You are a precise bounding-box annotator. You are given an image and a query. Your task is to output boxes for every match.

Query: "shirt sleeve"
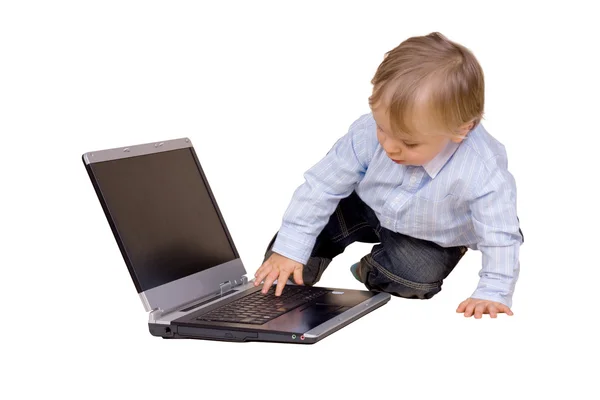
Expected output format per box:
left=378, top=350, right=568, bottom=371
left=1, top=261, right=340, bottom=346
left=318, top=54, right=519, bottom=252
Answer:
left=271, top=114, right=375, bottom=265
left=469, top=155, right=523, bottom=308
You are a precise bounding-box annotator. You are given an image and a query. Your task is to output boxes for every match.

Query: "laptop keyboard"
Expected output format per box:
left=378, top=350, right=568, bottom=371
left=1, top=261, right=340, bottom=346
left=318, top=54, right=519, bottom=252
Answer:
left=197, top=285, right=330, bottom=325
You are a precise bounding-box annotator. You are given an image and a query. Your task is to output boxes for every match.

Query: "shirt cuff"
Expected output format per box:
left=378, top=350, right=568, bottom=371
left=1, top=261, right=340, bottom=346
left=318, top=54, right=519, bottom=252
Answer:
left=271, top=228, right=317, bottom=265
left=470, top=287, right=513, bottom=308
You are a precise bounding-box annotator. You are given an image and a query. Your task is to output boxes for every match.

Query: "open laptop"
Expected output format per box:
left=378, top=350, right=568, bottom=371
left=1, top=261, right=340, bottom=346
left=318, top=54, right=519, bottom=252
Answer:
left=82, top=137, right=390, bottom=344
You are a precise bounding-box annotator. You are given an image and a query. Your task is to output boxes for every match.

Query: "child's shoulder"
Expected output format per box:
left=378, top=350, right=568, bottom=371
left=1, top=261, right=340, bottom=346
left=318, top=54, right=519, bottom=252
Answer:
left=459, top=123, right=509, bottom=171
left=347, top=112, right=379, bottom=147
left=349, top=112, right=377, bottom=132
left=451, top=124, right=517, bottom=198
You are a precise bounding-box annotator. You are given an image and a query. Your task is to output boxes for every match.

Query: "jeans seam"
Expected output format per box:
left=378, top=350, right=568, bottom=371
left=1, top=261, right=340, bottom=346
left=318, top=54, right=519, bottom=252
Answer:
left=375, top=224, right=382, bottom=239
left=331, top=222, right=371, bottom=242
left=366, top=249, right=441, bottom=291
left=335, top=207, right=348, bottom=237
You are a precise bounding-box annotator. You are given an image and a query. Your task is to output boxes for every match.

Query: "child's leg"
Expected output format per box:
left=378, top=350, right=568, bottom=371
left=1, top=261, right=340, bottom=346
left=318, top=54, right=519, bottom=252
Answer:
left=356, top=228, right=467, bottom=299
left=263, top=191, right=379, bottom=285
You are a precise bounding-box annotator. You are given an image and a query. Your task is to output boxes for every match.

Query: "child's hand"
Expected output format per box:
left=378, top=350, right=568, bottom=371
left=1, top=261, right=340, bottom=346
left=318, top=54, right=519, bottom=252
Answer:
left=456, top=298, right=513, bottom=318
left=254, top=252, right=304, bottom=296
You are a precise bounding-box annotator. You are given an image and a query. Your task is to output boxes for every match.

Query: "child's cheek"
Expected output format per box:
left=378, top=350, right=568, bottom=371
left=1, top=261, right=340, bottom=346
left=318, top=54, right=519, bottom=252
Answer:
left=411, top=151, right=429, bottom=166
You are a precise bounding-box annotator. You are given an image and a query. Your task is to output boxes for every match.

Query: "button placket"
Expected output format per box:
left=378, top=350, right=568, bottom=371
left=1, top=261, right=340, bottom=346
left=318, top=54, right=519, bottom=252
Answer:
left=409, top=169, right=422, bottom=186
left=390, top=168, right=425, bottom=230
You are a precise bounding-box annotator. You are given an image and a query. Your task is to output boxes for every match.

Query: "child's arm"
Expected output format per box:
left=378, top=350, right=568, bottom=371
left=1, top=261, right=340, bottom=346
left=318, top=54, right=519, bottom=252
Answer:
left=255, top=115, right=376, bottom=295
left=459, top=158, right=523, bottom=317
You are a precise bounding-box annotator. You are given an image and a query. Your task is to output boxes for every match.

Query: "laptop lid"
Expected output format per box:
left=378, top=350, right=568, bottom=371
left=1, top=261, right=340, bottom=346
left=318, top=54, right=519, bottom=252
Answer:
left=82, top=138, right=246, bottom=312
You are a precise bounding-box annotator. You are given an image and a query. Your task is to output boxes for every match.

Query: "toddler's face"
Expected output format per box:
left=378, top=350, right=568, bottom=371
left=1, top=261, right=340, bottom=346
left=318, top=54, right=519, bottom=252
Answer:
left=372, top=106, right=462, bottom=166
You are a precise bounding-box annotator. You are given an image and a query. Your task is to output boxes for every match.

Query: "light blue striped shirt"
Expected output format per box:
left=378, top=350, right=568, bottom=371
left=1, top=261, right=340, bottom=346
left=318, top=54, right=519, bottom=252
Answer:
left=272, top=113, right=522, bottom=307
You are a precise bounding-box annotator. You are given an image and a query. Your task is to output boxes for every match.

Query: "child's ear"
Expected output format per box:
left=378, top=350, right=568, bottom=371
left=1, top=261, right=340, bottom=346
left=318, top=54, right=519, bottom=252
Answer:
left=451, top=120, right=476, bottom=143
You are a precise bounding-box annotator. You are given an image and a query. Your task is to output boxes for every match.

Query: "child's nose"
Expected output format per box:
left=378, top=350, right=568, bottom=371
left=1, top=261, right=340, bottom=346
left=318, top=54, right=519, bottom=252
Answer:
left=378, top=133, right=401, bottom=155
left=383, top=142, right=401, bottom=155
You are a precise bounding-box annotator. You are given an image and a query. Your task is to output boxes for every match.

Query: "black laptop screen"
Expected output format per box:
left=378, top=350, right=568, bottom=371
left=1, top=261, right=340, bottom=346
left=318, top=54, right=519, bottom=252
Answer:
left=89, top=148, right=237, bottom=292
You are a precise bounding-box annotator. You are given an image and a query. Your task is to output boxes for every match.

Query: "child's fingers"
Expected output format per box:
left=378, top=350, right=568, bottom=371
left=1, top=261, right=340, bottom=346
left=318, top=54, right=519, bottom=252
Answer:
left=497, top=303, right=514, bottom=316
left=457, top=299, right=513, bottom=318
left=261, top=269, right=280, bottom=294
left=456, top=298, right=471, bottom=313
left=254, top=262, right=272, bottom=286
left=474, top=303, right=486, bottom=319
left=463, top=302, right=476, bottom=318
left=275, top=270, right=292, bottom=296
left=293, top=267, right=304, bottom=285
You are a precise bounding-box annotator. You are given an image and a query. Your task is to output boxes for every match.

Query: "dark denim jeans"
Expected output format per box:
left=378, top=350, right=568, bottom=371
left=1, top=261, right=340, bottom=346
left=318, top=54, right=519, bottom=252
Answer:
left=264, top=191, right=467, bottom=299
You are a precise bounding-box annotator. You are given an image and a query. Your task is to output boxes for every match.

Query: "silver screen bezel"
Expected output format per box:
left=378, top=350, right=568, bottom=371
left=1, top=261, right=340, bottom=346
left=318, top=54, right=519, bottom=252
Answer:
left=83, top=138, right=246, bottom=312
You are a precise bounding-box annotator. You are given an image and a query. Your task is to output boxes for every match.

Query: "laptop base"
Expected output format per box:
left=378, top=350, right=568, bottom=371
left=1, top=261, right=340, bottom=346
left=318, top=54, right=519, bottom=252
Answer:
left=149, top=288, right=391, bottom=344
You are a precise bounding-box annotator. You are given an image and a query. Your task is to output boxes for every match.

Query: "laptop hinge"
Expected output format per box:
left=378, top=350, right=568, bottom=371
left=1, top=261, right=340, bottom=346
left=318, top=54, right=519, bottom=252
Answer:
left=220, top=276, right=248, bottom=295
left=149, top=308, right=165, bottom=324
left=149, top=275, right=249, bottom=324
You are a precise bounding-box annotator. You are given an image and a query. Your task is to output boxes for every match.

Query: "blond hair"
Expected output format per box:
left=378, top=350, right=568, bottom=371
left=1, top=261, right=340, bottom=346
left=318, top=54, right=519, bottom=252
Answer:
left=369, top=32, right=484, bottom=138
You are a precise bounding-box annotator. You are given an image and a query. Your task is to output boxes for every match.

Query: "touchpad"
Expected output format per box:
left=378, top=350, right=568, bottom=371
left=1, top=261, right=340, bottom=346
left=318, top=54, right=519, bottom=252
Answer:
left=303, top=304, right=344, bottom=314
left=266, top=303, right=352, bottom=331
left=299, top=304, right=348, bottom=326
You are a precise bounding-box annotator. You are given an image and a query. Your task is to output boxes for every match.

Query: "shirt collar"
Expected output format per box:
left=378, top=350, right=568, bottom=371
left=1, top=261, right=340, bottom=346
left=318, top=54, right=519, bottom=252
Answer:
left=422, top=140, right=461, bottom=179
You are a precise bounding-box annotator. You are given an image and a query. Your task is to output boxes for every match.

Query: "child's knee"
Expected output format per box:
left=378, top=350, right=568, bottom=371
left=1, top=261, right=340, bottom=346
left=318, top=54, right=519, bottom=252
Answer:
left=360, top=257, right=445, bottom=299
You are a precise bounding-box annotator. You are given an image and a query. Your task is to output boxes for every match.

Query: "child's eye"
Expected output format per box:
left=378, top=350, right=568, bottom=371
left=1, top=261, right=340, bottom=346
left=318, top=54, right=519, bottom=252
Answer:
left=404, top=142, right=419, bottom=148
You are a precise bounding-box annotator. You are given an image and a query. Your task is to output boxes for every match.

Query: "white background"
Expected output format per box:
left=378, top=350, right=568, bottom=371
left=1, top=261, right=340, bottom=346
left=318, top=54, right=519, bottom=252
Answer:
left=1, top=1, right=599, bottom=399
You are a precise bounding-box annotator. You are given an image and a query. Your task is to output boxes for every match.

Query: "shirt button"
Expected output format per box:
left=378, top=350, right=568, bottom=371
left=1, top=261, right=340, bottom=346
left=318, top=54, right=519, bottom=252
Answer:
left=410, top=176, right=417, bottom=184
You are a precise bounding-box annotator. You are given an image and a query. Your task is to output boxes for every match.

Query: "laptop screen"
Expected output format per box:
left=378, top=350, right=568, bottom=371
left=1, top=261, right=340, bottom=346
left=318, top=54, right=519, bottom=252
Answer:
left=88, top=148, right=238, bottom=293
